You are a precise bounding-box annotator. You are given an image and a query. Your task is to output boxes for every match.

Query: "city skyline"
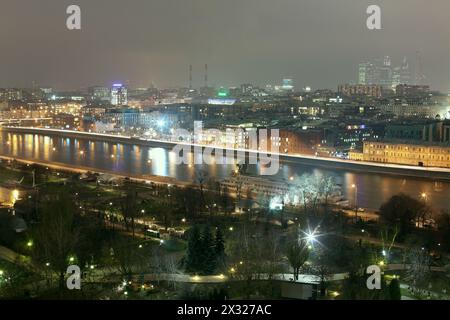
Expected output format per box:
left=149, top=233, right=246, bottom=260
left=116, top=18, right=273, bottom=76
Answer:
left=1, top=1, right=450, bottom=90
left=1, top=0, right=450, bottom=305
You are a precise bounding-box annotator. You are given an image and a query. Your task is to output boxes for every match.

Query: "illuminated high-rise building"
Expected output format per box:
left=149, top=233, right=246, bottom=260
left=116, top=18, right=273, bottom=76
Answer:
left=400, top=56, right=411, bottom=85
left=378, top=56, right=393, bottom=88
left=282, top=78, right=294, bottom=91
left=89, top=86, right=111, bottom=102
left=358, top=62, right=376, bottom=85
left=111, top=84, right=128, bottom=106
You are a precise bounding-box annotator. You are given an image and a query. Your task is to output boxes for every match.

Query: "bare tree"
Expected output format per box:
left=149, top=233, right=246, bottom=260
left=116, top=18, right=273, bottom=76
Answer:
left=33, top=190, right=79, bottom=293
left=406, top=247, right=431, bottom=292
left=286, top=227, right=309, bottom=280
left=196, top=169, right=209, bottom=206
left=120, top=184, right=139, bottom=237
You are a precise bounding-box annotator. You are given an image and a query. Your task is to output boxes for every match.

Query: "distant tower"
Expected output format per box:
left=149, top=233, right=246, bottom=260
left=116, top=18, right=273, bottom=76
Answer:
left=204, top=64, right=208, bottom=88
left=32, top=80, right=37, bottom=99
left=189, top=65, right=193, bottom=90
left=400, top=56, right=411, bottom=85
left=415, top=51, right=426, bottom=85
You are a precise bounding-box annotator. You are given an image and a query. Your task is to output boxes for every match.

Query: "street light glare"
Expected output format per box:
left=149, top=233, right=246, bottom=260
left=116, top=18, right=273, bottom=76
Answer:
left=157, top=119, right=166, bottom=128
left=306, top=233, right=316, bottom=243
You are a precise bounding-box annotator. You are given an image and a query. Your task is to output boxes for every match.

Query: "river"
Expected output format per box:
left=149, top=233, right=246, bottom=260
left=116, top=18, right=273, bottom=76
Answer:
left=0, top=131, right=449, bottom=212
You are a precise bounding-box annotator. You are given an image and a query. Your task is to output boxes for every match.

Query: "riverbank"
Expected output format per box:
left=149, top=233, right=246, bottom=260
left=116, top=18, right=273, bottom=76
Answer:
left=0, top=155, right=194, bottom=189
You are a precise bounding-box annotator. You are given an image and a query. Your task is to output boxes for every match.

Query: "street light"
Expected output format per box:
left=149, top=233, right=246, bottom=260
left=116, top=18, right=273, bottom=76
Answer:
left=306, top=232, right=316, bottom=244
left=421, top=192, right=428, bottom=203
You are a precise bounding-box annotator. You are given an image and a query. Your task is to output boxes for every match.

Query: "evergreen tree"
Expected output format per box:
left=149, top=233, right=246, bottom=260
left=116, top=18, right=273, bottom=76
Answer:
left=185, top=225, right=202, bottom=273
left=389, top=278, right=402, bottom=300
left=215, top=227, right=225, bottom=269
left=200, top=225, right=217, bottom=275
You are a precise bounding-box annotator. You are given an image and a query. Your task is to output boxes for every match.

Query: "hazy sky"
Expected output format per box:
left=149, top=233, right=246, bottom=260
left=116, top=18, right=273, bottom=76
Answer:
left=1, top=0, right=450, bottom=91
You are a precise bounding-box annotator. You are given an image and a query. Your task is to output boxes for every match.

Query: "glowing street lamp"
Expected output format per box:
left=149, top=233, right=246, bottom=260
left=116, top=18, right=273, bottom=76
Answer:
left=421, top=192, right=428, bottom=203
left=306, top=232, right=316, bottom=244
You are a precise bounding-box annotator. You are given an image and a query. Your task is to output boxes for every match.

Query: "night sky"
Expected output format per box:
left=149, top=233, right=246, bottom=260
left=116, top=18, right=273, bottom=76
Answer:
left=1, top=0, right=449, bottom=91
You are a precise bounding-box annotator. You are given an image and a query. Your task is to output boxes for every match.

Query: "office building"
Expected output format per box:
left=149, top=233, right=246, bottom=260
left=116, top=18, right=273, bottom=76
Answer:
left=111, top=84, right=128, bottom=106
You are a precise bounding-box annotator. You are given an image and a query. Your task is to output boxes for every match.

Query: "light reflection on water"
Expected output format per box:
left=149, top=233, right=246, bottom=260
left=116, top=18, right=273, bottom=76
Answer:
left=1, top=131, right=450, bottom=211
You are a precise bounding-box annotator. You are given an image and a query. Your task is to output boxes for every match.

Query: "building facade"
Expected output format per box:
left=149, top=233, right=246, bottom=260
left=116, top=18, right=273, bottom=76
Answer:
left=111, top=84, right=128, bottom=106
left=353, top=140, right=450, bottom=168
left=338, top=84, right=383, bottom=98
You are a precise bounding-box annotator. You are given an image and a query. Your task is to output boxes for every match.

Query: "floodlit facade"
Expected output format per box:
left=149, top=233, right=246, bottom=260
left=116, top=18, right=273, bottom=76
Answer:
left=355, top=140, right=450, bottom=168
left=111, top=84, right=128, bottom=106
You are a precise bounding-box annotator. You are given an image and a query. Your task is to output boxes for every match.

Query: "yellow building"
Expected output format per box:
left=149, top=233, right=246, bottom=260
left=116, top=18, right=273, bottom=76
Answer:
left=348, top=151, right=364, bottom=161
left=360, top=141, right=450, bottom=168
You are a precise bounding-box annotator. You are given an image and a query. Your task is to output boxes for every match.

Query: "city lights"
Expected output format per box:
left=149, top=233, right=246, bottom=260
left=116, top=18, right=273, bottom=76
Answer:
left=1, top=1, right=450, bottom=304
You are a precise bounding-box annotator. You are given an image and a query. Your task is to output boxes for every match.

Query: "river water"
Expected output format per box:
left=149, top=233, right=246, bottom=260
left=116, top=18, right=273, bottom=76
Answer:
left=0, top=131, right=449, bottom=212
